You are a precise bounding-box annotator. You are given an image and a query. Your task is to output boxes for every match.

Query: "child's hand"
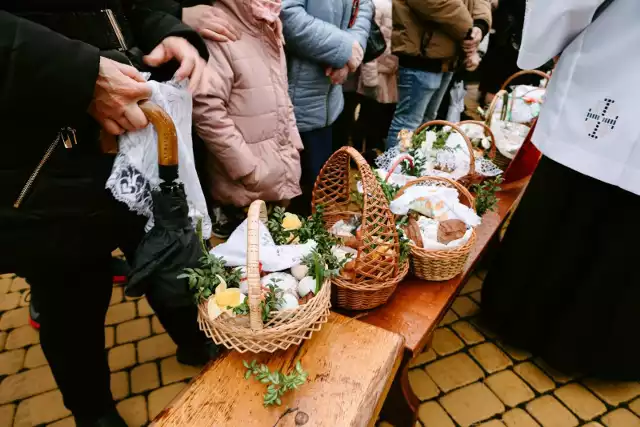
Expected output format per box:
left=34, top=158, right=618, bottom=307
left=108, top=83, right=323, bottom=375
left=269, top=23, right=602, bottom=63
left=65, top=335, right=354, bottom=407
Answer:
left=325, top=66, right=349, bottom=85
left=347, top=41, right=364, bottom=72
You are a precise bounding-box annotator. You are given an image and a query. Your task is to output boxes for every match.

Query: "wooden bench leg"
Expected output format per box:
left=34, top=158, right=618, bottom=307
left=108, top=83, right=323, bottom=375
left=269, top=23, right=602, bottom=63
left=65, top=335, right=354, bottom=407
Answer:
left=379, top=350, right=419, bottom=427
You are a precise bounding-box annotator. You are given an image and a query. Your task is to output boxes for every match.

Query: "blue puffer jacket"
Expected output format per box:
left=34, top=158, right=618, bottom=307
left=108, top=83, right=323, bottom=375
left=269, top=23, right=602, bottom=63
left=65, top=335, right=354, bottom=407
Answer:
left=282, top=0, right=373, bottom=133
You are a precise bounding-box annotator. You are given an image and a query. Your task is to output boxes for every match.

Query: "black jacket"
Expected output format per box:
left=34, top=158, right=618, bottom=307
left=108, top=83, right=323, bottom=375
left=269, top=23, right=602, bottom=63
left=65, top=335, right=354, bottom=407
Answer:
left=0, top=0, right=207, bottom=272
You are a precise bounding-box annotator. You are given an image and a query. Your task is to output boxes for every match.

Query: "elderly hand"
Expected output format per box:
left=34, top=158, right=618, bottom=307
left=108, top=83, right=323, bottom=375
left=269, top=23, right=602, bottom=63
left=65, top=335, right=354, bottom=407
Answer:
left=183, top=5, right=240, bottom=42
left=88, top=57, right=151, bottom=135
left=462, top=26, right=483, bottom=54
left=347, top=41, right=364, bottom=72
left=464, top=51, right=481, bottom=72
left=325, top=66, right=350, bottom=85
left=144, top=36, right=206, bottom=92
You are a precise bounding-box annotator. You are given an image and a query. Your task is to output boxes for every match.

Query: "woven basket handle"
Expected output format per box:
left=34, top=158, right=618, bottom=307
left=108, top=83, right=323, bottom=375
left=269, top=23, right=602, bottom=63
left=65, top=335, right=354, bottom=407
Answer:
left=500, top=69, right=551, bottom=91
left=394, top=175, right=476, bottom=212
left=385, top=155, right=414, bottom=182
left=457, top=120, right=497, bottom=160
left=246, top=200, right=268, bottom=332
left=414, top=120, right=476, bottom=177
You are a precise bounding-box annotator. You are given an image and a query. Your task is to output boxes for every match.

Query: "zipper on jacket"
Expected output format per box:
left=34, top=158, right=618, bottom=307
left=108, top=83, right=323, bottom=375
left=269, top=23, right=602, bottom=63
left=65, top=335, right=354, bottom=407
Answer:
left=103, top=9, right=128, bottom=52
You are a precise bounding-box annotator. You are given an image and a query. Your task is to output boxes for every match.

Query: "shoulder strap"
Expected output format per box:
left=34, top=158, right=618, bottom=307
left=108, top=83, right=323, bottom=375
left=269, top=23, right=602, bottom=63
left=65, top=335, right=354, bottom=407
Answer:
left=349, top=0, right=360, bottom=28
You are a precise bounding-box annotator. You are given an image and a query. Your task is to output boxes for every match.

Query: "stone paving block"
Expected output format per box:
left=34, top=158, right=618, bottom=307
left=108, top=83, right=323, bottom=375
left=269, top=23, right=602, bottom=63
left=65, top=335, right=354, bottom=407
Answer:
left=0, top=404, right=15, bottom=427
left=108, top=344, right=137, bottom=372
left=111, top=371, right=130, bottom=401
left=408, top=368, right=440, bottom=401
left=49, top=416, right=76, bottom=427
left=0, top=332, right=6, bottom=351
left=514, top=362, right=555, bottom=394
left=501, top=408, right=540, bottom=427
left=451, top=296, right=480, bottom=318
left=5, top=325, right=39, bottom=350
left=582, top=423, right=604, bottom=427
left=9, top=278, right=29, bottom=293
left=479, top=421, right=506, bottom=427
left=630, top=398, right=640, bottom=417
left=471, top=317, right=498, bottom=339
left=0, top=277, right=12, bottom=295
left=131, top=363, right=160, bottom=394
left=496, top=341, right=532, bottom=362
left=138, top=333, right=177, bottom=363
left=105, top=327, right=115, bottom=349
left=110, top=287, right=124, bottom=306
left=148, top=383, right=186, bottom=420
left=440, top=383, right=505, bottom=427
left=0, top=292, right=20, bottom=312
left=0, top=365, right=57, bottom=404
left=461, top=275, right=483, bottom=295
left=431, top=327, right=464, bottom=356
left=0, top=349, right=25, bottom=376
left=13, top=390, right=70, bottom=426
left=0, top=307, right=28, bottom=330
left=439, top=310, right=459, bottom=326
left=105, top=302, right=136, bottom=326
left=470, top=290, right=482, bottom=304
left=470, top=343, right=513, bottom=374
left=24, top=344, right=47, bottom=369
left=151, top=316, right=165, bottom=334
left=409, top=348, right=437, bottom=369
left=534, top=358, right=574, bottom=384
left=526, top=396, right=579, bottom=427
left=417, top=401, right=455, bottom=427
left=117, top=396, right=148, bottom=427
left=601, top=408, right=640, bottom=427
left=137, top=298, right=154, bottom=317
left=425, top=353, right=485, bottom=393
left=451, top=321, right=485, bottom=345
left=485, top=370, right=535, bottom=408
left=116, top=318, right=151, bottom=344
left=583, top=379, right=640, bottom=406
left=160, top=356, right=201, bottom=386
left=18, top=292, right=29, bottom=308
left=554, top=383, right=606, bottom=421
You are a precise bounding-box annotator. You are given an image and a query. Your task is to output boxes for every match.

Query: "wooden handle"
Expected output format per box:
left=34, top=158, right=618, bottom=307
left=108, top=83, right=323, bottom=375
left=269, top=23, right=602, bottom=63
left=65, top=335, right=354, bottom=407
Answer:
left=500, top=69, right=551, bottom=91
left=394, top=175, right=476, bottom=212
left=139, top=101, right=178, bottom=167
left=385, top=155, right=414, bottom=182
left=457, top=120, right=497, bottom=160
left=414, top=120, right=476, bottom=177
left=246, top=200, right=268, bottom=332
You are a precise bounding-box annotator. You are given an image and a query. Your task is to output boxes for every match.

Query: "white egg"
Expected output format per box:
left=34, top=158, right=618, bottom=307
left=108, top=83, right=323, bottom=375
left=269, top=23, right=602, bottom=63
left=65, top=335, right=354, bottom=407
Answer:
left=261, top=272, right=298, bottom=293
left=297, top=276, right=316, bottom=298
left=207, top=297, right=222, bottom=320
left=276, top=293, right=299, bottom=310
left=290, top=264, right=309, bottom=281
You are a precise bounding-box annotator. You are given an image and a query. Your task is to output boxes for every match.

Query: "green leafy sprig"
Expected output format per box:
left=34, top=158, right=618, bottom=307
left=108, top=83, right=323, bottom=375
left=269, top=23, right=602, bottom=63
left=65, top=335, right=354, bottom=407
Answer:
left=471, top=176, right=503, bottom=216
left=302, top=249, right=350, bottom=294
left=267, top=207, right=292, bottom=245
left=243, top=360, right=308, bottom=407
left=232, top=280, right=285, bottom=322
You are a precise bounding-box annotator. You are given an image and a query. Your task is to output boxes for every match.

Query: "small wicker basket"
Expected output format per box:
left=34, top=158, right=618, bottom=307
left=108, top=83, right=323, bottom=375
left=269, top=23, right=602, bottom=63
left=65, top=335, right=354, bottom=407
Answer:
left=395, top=176, right=477, bottom=281
left=198, top=200, right=331, bottom=353
left=313, top=147, right=402, bottom=310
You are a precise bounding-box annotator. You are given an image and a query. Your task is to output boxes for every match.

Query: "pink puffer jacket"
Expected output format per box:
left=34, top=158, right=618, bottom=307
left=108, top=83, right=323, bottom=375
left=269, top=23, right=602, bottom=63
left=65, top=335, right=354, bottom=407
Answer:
left=193, top=0, right=303, bottom=207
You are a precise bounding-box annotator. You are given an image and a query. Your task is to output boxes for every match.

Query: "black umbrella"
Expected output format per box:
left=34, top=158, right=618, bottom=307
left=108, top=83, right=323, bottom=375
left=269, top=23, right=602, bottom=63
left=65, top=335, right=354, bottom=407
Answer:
left=124, top=101, right=203, bottom=308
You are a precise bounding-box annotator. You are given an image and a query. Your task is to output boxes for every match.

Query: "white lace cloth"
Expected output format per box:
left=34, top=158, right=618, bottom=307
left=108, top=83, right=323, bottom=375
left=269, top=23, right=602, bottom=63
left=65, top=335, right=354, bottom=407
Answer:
left=106, top=78, right=212, bottom=237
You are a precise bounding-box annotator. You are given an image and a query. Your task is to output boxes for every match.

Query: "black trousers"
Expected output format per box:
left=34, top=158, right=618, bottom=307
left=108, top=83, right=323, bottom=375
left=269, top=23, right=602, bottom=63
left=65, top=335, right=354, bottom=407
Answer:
left=20, top=205, right=207, bottom=422
left=352, top=98, right=396, bottom=153
left=332, top=91, right=361, bottom=152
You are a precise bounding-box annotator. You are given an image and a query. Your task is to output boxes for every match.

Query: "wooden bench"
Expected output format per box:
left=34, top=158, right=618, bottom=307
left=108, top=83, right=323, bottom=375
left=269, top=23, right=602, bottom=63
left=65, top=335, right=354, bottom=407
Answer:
left=151, top=313, right=404, bottom=427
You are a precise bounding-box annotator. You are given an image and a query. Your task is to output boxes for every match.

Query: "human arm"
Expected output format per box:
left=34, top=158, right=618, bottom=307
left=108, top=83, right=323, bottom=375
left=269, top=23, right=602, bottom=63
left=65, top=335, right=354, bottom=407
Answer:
left=348, top=0, right=374, bottom=52
left=517, top=0, right=608, bottom=69
left=281, top=0, right=355, bottom=68
left=192, top=45, right=258, bottom=181
left=405, top=0, right=473, bottom=41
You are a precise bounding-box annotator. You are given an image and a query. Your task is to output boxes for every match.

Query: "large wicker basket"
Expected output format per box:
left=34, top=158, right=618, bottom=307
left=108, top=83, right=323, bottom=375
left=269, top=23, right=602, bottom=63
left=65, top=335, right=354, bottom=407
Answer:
left=486, top=70, right=551, bottom=169
left=396, top=176, right=477, bottom=281
left=198, top=200, right=331, bottom=353
left=313, top=147, right=402, bottom=310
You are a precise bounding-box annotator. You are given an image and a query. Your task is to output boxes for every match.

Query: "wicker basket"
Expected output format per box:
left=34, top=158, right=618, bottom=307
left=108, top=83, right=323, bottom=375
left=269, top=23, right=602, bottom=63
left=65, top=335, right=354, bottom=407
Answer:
left=395, top=176, right=477, bottom=281
left=198, top=200, right=331, bottom=353
left=486, top=70, right=551, bottom=169
left=313, top=147, right=402, bottom=310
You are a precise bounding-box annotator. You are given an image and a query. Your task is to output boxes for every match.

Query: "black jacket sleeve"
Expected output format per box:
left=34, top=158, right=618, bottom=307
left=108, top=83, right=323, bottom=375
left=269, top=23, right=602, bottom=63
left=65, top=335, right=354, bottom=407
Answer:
left=0, top=11, right=100, bottom=134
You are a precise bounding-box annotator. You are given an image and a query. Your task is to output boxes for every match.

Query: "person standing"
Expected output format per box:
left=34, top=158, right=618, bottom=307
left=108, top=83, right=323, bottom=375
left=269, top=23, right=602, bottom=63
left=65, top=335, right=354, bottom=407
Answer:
left=480, top=0, right=640, bottom=379
left=0, top=1, right=233, bottom=425
left=281, top=0, right=373, bottom=212
left=386, top=0, right=491, bottom=148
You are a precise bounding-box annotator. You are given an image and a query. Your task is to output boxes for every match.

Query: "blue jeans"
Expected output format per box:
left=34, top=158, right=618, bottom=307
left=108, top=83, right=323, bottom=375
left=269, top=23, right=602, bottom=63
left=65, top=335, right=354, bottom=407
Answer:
left=386, top=67, right=453, bottom=148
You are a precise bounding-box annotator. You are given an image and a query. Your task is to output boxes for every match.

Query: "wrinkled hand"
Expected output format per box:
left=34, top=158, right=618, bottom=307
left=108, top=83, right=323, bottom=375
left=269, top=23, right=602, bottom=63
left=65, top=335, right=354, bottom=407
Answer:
left=464, top=52, right=481, bottom=72
left=88, top=57, right=151, bottom=135
left=347, top=41, right=364, bottom=72
left=325, top=66, right=349, bottom=85
left=183, top=5, right=240, bottom=42
left=462, top=27, right=483, bottom=54
left=144, top=36, right=206, bottom=92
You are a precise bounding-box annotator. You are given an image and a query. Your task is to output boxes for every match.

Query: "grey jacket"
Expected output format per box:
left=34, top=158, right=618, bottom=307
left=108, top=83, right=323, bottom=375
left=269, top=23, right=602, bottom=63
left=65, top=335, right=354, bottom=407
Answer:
left=282, top=0, right=373, bottom=133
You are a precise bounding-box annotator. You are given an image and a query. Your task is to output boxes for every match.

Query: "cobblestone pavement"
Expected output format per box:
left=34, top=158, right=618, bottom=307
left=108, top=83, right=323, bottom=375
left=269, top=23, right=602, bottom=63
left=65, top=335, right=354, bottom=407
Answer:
left=1, top=270, right=640, bottom=426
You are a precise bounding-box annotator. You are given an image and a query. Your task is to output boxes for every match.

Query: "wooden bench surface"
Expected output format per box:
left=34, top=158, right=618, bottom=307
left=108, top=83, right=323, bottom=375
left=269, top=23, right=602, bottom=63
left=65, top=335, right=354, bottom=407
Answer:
left=358, top=184, right=526, bottom=356
left=151, top=313, right=404, bottom=427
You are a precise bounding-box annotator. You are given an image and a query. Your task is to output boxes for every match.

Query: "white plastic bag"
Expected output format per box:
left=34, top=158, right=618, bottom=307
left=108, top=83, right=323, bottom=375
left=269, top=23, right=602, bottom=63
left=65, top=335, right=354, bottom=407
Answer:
left=106, top=78, right=212, bottom=237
